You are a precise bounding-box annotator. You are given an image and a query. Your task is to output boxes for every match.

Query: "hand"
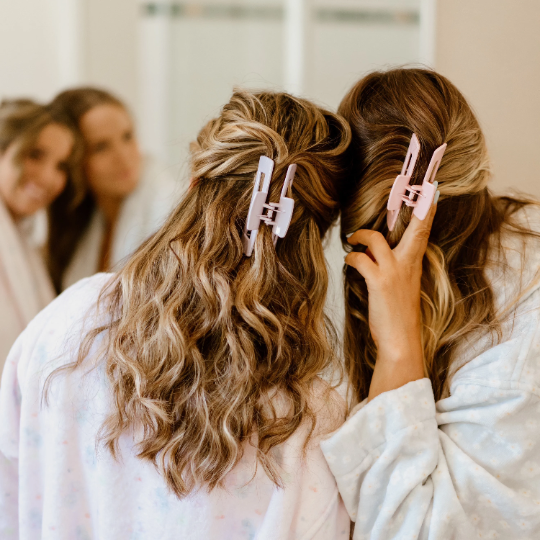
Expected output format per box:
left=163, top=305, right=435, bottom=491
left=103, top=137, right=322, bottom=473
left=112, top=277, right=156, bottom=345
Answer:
left=345, top=205, right=437, bottom=401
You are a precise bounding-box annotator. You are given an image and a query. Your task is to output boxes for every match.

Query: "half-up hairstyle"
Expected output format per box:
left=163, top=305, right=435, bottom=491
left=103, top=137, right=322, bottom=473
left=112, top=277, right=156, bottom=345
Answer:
left=48, top=90, right=351, bottom=497
left=339, top=67, right=539, bottom=402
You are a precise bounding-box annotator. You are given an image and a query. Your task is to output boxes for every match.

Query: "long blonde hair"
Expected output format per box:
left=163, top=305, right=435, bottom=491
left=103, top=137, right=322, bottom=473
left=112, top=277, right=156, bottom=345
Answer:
left=49, top=90, right=351, bottom=497
left=338, top=68, right=539, bottom=401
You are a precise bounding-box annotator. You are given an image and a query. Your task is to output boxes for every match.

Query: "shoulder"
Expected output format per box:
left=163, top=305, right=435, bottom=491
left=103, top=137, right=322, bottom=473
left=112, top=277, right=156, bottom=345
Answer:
left=449, top=204, right=540, bottom=392
left=308, top=378, right=348, bottom=440
left=264, top=377, right=347, bottom=447
left=490, top=203, right=540, bottom=283
left=36, top=272, right=114, bottom=330
left=12, top=273, right=115, bottom=386
left=484, top=202, right=540, bottom=315
left=513, top=201, right=540, bottom=230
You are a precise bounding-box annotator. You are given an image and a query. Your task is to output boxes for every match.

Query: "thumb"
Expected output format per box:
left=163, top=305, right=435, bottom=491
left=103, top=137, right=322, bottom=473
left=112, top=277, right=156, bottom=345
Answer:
left=394, top=202, right=437, bottom=262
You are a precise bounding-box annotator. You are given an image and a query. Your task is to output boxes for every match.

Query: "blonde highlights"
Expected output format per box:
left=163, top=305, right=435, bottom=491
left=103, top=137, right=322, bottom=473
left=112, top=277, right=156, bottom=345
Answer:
left=50, top=90, right=351, bottom=497
left=339, top=68, right=539, bottom=401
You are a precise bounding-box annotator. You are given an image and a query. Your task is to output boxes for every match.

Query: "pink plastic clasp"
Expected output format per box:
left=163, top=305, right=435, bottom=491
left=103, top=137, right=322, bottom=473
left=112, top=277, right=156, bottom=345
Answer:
left=387, top=134, right=446, bottom=231
left=242, top=156, right=297, bottom=256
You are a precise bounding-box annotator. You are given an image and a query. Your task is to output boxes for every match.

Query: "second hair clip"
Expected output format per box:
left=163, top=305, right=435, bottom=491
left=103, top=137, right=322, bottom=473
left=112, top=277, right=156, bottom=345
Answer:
left=387, top=134, right=446, bottom=231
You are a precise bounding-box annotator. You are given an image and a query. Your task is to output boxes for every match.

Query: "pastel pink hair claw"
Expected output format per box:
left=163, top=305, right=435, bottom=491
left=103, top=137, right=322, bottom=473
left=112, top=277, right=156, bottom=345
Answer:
left=242, top=156, right=297, bottom=257
left=387, top=133, right=446, bottom=231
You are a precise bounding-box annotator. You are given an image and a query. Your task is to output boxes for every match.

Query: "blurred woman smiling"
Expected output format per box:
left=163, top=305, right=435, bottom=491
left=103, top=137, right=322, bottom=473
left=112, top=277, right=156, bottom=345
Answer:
left=0, top=99, right=79, bottom=374
left=48, top=88, right=180, bottom=292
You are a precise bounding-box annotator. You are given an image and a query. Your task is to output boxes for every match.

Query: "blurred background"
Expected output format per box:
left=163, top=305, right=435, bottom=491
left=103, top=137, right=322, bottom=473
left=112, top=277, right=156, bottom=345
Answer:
left=1, top=0, right=539, bottom=324
left=2, top=0, right=538, bottom=195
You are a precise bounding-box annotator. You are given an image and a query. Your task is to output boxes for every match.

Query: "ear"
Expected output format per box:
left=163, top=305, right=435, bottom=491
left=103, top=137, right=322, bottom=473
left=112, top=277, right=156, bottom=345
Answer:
left=189, top=177, right=200, bottom=190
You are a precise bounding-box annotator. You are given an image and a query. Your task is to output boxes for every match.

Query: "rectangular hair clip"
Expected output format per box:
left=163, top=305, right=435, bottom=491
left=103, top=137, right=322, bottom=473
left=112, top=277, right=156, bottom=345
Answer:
left=387, top=133, right=446, bottom=231
left=242, top=156, right=297, bottom=256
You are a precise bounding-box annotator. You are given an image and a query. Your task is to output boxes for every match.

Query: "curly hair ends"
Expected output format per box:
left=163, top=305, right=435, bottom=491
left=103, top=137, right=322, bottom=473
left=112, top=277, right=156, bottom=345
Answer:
left=338, top=68, right=540, bottom=402
left=47, top=90, right=351, bottom=497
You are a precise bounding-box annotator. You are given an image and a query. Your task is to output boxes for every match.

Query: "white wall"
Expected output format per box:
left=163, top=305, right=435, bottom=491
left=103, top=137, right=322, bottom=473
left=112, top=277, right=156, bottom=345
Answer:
left=0, top=0, right=77, bottom=101
left=436, top=0, right=540, bottom=198
left=0, top=0, right=138, bottom=112
left=82, top=0, right=139, bottom=114
left=3, top=0, right=540, bottom=202
left=78, top=0, right=540, bottom=203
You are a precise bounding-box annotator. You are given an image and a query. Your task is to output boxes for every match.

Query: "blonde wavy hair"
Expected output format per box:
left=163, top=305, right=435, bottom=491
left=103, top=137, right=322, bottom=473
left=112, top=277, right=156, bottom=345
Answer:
left=49, top=90, right=351, bottom=497
left=338, top=68, right=539, bottom=401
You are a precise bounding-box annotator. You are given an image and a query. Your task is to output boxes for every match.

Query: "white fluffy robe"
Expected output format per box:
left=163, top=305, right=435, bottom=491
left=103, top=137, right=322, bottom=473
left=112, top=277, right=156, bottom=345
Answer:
left=0, top=273, right=350, bottom=540
left=0, top=200, right=54, bottom=374
left=321, top=206, right=540, bottom=539
left=62, top=158, right=183, bottom=290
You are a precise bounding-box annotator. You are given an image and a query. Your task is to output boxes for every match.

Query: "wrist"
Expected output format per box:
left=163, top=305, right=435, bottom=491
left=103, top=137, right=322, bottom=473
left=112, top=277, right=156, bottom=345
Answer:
left=368, top=342, right=425, bottom=402
left=376, top=339, right=423, bottom=365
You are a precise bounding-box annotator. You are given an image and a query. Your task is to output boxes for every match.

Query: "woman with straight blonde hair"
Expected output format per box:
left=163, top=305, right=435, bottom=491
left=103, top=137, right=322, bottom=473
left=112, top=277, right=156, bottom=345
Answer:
left=0, top=90, right=351, bottom=539
left=321, top=68, right=540, bottom=538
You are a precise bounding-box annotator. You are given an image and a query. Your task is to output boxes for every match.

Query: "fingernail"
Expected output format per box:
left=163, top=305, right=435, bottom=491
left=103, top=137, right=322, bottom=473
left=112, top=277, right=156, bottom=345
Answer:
left=346, top=232, right=354, bottom=238
left=433, top=190, right=440, bottom=206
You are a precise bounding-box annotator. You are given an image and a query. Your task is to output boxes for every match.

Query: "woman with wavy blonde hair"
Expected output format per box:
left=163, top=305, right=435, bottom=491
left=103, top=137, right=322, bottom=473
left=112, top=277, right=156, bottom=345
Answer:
left=0, top=90, right=351, bottom=539
left=320, top=68, right=540, bottom=538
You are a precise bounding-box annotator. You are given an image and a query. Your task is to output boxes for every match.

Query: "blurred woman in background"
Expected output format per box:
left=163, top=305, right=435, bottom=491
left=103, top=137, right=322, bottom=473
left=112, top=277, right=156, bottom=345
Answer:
left=48, top=87, right=180, bottom=292
left=0, top=99, right=79, bottom=374
left=0, top=90, right=351, bottom=539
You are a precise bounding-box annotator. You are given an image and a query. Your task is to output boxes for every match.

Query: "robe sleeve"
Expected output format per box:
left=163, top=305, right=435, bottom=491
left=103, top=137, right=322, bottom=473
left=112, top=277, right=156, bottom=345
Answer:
left=321, top=314, right=540, bottom=539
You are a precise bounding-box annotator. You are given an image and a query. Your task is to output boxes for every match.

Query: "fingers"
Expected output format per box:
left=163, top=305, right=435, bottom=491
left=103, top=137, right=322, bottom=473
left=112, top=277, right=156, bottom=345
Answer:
left=394, top=203, right=437, bottom=261
left=345, top=251, right=378, bottom=281
left=347, top=229, right=393, bottom=267
left=346, top=193, right=438, bottom=269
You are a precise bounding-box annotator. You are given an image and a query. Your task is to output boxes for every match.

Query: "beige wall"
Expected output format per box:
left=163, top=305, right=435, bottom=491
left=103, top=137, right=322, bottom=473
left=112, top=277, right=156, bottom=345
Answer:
left=436, top=0, right=540, bottom=197
left=82, top=0, right=139, bottom=114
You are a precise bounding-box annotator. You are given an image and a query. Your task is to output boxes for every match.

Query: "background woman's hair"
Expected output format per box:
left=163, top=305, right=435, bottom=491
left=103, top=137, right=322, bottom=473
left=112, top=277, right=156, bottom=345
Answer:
left=338, top=67, right=539, bottom=402
left=46, top=87, right=127, bottom=293
left=0, top=98, right=81, bottom=184
left=47, top=90, right=351, bottom=497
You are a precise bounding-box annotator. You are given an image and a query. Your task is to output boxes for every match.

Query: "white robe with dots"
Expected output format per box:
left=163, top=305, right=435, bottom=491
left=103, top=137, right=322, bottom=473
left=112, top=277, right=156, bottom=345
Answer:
left=0, top=273, right=349, bottom=540
left=321, top=206, right=540, bottom=539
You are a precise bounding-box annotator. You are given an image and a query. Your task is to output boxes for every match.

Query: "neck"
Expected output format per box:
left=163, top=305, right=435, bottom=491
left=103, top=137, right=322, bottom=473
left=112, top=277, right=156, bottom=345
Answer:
left=95, top=194, right=122, bottom=228
left=1, top=199, right=24, bottom=224
left=8, top=208, right=22, bottom=223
